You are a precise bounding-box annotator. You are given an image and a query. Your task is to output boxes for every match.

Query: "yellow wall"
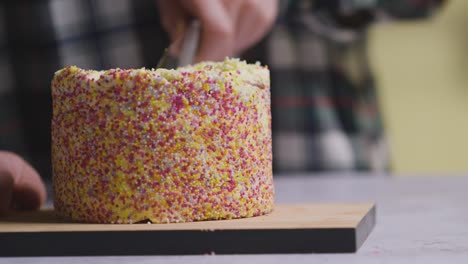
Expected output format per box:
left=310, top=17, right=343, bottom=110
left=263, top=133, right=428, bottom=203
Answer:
left=368, top=0, right=468, bottom=174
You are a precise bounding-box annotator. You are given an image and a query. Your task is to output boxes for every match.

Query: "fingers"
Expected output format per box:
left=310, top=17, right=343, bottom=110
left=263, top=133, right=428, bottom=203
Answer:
left=156, top=0, right=186, bottom=39
left=0, top=151, right=47, bottom=215
left=234, top=0, right=278, bottom=54
left=156, top=0, right=188, bottom=55
left=157, top=0, right=279, bottom=62
left=183, top=0, right=235, bottom=62
left=0, top=171, right=14, bottom=215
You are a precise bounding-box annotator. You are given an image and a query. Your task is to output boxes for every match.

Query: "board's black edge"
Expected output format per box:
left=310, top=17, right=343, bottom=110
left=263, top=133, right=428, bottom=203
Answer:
left=0, top=204, right=376, bottom=256
left=0, top=228, right=357, bottom=256
left=354, top=204, right=377, bottom=251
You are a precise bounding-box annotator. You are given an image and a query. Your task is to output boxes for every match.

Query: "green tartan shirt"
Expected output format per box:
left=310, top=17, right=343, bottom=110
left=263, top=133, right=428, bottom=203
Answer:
left=0, top=0, right=441, bottom=178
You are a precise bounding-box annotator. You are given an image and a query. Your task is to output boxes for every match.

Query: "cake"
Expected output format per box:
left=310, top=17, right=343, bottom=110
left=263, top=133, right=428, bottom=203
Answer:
left=51, top=58, right=274, bottom=224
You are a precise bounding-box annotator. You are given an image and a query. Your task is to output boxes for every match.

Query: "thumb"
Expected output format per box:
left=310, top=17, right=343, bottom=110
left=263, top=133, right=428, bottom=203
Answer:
left=156, top=0, right=188, bottom=55
left=180, top=0, right=235, bottom=62
left=0, top=151, right=46, bottom=215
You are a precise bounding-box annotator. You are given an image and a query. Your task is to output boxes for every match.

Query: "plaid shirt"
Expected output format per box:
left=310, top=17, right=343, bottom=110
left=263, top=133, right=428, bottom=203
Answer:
left=0, top=0, right=440, bottom=179
left=248, top=0, right=441, bottom=172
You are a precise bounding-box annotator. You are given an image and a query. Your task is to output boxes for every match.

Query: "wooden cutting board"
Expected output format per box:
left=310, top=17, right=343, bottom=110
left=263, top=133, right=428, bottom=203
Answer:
left=0, top=203, right=375, bottom=256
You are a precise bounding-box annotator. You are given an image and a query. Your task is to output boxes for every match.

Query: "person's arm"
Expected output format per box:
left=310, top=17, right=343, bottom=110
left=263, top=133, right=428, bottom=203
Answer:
left=0, top=151, right=46, bottom=215
left=156, top=0, right=278, bottom=62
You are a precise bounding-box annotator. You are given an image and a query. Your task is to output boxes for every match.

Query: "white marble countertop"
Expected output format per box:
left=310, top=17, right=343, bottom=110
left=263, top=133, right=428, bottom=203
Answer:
left=2, top=173, right=468, bottom=264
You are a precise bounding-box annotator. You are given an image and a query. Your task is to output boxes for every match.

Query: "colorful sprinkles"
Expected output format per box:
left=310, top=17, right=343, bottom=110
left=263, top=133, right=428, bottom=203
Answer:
left=51, top=58, right=274, bottom=224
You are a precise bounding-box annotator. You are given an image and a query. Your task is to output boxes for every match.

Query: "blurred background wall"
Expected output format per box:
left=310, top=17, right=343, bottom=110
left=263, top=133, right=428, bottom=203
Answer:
left=369, top=0, right=468, bottom=174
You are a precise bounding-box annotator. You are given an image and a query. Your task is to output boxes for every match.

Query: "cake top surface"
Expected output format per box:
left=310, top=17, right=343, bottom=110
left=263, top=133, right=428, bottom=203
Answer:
left=51, top=58, right=270, bottom=115
left=53, top=57, right=269, bottom=93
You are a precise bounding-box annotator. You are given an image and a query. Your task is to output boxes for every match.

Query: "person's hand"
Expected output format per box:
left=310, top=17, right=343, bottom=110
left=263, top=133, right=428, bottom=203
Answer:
left=157, top=0, right=278, bottom=62
left=0, top=151, right=46, bottom=215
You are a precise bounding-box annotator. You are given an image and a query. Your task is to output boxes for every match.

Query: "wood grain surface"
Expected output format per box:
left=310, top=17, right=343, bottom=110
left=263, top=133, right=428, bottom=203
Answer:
left=0, top=203, right=376, bottom=255
left=0, top=203, right=374, bottom=232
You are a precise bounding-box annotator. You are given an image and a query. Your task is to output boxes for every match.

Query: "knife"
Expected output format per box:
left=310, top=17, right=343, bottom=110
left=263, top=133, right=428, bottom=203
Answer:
left=157, top=20, right=201, bottom=69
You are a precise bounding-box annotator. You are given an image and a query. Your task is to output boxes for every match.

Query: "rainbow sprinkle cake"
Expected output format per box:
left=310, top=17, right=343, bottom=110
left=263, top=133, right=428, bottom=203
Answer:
left=51, top=58, right=274, bottom=224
